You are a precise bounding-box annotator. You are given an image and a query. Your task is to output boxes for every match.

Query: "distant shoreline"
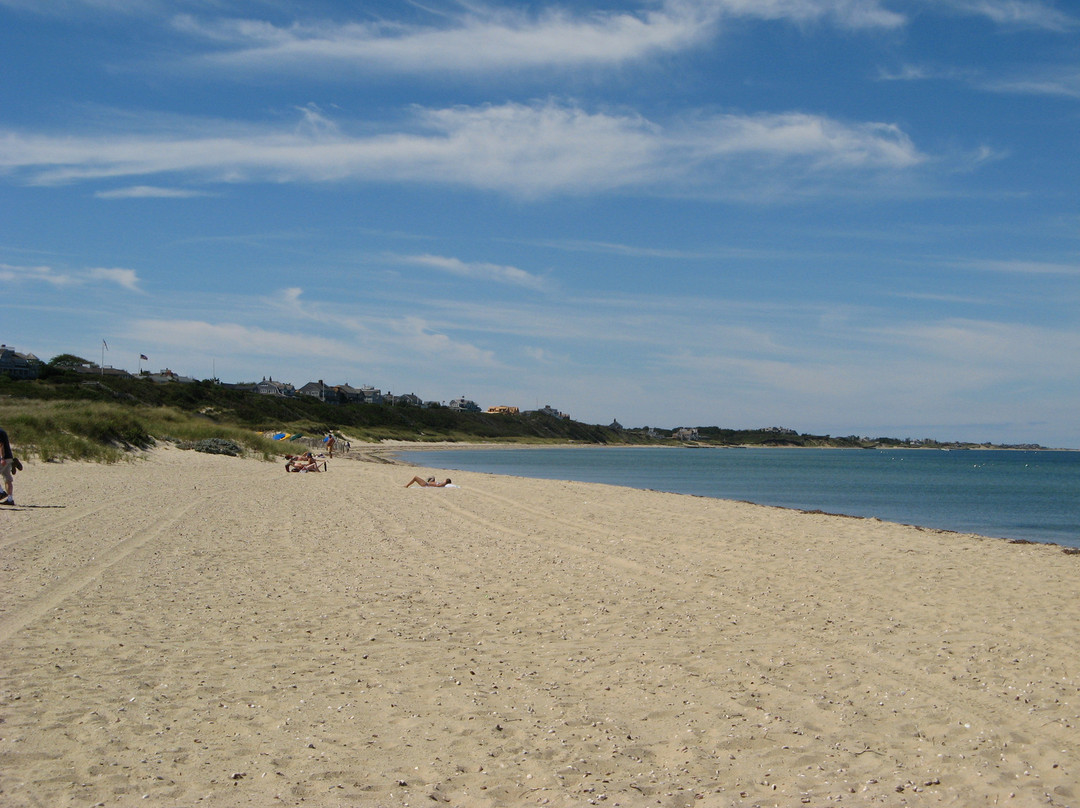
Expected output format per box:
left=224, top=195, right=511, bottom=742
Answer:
left=353, top=439, right=1074, bottom=462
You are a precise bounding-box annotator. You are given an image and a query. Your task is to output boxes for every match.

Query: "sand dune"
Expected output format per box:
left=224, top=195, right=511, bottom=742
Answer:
left=1, top=447, right=1077, bottom=807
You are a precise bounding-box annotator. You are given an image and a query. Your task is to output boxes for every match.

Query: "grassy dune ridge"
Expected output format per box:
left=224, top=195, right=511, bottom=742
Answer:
left=0, top=371, right=637, bottom=462
left=2, top=368, right=1016, bottom=463
left=0, top=398, right=286, bottom=462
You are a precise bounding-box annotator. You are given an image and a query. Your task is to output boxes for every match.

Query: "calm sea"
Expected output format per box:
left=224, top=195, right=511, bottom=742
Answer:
left=398, top=447, right=1080, bottom=548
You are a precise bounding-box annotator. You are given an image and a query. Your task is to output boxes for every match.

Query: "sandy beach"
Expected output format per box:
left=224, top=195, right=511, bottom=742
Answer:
left=1, top=446, right=1078, bottom=808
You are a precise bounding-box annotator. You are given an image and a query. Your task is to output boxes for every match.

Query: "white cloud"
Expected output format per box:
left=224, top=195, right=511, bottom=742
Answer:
left=524, top=346, right=562, bottom=364
left=955, top=258, right=1080, bottom=275
left=705, top=0, right=905, bottom=29
left=678, top=112, right=922, bottom=170
left=0, top=262, right=76, bottom=286
left=171, top=0, right=912, bottom=79
left=396, top=254, right=549, bottom=291
left=0, top=101, right=926, bottom=198
left=877, top=63, right=979, bottom=83
left=279, top=287, right=304, bottom=306
left=174, top=3, right=715, bottom=75
left=644, top=310, right=1080, bottom=442
left=0, top=0, right=159, bottom=14
left=95, top=185, right=211, bottom=199
left=127, top=318, right=358, bottom=361
left=87, top=267, right=142, bottom=291
left=0, top=261, right=141, bottom=290
left=251, top=286, right=500, bottom=371
left=982, top=68, right=1080, bottom=98
left=391, top=316, right=499, bottom=367
left=876, top=59, right=1080, bottom=100
left=872, top=318, right=1080, bottom=381
left=933, top=0, right=1078, bottom=31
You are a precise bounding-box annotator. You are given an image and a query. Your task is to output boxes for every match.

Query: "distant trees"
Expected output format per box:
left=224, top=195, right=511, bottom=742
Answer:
left=48, top=354, right=92, bottom=369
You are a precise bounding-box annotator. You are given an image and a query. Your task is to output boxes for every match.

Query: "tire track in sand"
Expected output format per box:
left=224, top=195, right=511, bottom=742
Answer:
left=0, top=493, right=144, bottom=551
left=433, top=490, right=663, bottom=578
left=0, top=497, right=204, bottom=645
left=431, top=482, right=1080, bottom=784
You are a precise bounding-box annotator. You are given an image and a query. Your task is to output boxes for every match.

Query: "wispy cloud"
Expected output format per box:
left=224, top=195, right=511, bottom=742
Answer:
left=391, top=315, right=499, bottom=367
left=395, top=254, right=549, bottom=291
left=953, top=258, right=1080, bottom=275
left=982, top=67, right=1080, bottom=98
left=0, top=261, right=142, bottom=290
left=0, top=0, right=160, bottom=14
left=873, top=318, right=1080, bottom=379
left=933, top=0, right=1078, bottom=31
left=876, top=63, right=978, bottom=83
left=169, top=0, right=914, bottom=79
left=254, top=287, right=501, bottom=370
left=173, top=3, right=714, bottom=75
left=87, top=267, right=142, bottom=291
left=0, top=101, right=926, bottom=198
left=878, top=60, right=1080, bottom=100
left=653, top=311, right=1080, bottom=435
left=708, top=0, right=905, bottom=29
left=127, top=318, right=357, bottom=360
left=95, top=185, right=212, bottom=199
left=0, top=262, right=76, bottom=287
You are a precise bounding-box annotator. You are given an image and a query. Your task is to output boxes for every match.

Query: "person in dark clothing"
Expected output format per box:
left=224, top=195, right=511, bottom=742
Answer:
left=0, top=427, right=14, bottom=505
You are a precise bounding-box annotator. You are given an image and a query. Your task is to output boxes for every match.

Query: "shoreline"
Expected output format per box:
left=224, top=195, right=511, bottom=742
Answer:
left=347, top=438, right=1075, bottom=456
left=3, top=448, right=1078, bottom=807
left=378, top=442, right=1080, bottom=552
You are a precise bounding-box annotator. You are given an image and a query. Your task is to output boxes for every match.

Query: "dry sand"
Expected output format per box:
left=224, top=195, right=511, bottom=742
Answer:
left=1, top=446, right=1078, bottom=807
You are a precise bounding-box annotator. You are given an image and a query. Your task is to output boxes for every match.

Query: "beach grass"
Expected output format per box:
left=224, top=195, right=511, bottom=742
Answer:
left=0, top=398, right=284, bottom=462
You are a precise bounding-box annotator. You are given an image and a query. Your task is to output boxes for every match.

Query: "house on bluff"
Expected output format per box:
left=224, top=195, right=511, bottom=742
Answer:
left=0, top=345, right=42, bottom=379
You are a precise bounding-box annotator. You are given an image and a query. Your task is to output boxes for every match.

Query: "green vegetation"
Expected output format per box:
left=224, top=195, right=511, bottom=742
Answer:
left=0, top=370, right=642, bottom=462
left=0, top=396, right=283, bottom=463
left=0, top=365, right=1044, bottom=463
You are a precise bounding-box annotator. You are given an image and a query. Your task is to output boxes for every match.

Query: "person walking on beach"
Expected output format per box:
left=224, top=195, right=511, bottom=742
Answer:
left=326, top=432, right=336, bottom=458
left=0, top=427, right=15, bottom=506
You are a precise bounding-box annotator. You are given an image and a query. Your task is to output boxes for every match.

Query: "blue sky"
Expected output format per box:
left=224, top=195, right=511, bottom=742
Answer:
left=3, top=0, right=1079, bottom=446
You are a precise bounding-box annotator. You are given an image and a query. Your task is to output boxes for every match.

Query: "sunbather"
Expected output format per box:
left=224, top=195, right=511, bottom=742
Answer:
left=286, top=452, right=326, bottom=472
left=405, top=476, right=452, bottom=487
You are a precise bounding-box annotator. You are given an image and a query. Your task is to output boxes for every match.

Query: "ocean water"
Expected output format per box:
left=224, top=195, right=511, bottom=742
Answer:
left=398, top=447, right=1080, bottom=548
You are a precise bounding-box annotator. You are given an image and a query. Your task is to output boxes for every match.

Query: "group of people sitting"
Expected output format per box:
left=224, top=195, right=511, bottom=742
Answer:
left=284, top=448, right=453, bottom=488
left=285, top=452, right=327, bottom=473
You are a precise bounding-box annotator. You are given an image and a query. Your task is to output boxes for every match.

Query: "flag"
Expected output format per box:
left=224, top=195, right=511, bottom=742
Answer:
left=140, top=354, right=148, bottom=361
left=102, top=339, right=108, bottom=350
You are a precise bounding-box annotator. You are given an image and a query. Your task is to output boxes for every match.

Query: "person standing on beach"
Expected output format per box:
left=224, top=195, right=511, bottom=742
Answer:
left=326, top=432, right=336, bottom=458
left=0, top=427, right=14, bottom=506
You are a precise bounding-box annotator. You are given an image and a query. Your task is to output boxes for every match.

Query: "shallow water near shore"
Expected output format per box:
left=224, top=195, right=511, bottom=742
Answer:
left=400, top=446, right=1080, bottom=547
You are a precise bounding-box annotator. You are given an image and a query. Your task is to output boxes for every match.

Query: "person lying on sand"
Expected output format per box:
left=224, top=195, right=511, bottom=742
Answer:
left=405, top=476, right=452, bottom=487
left=286, top=452, right=326, bottom=473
